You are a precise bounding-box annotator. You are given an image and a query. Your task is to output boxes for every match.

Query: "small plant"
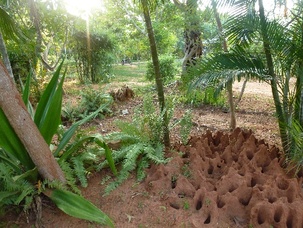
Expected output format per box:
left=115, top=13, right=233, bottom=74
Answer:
left=99, top=96, right=169, bottom=194
left=205, top=198, right=211, bottom=206
left=179, top=110, right=192, bottom=145
left=62, top=88, right=113, bottom=122
left=183, top=200, right=190, bottom=210
left=181, top=164, right=192, bottom=178
left=145, top=55, right=177, bottom=84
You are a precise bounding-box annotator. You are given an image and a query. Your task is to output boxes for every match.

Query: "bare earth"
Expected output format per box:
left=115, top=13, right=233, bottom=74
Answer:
left=3, top=80, right=303, bottom=228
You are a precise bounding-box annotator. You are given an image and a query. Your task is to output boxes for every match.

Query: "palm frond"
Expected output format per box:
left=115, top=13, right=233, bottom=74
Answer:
left=0, top=7, right=25, bottom=41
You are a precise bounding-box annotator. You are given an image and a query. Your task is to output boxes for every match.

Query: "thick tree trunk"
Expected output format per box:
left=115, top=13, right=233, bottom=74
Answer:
left=0, top=62, right=66, bottom=182
left=141, top=0, right=170, bottom=147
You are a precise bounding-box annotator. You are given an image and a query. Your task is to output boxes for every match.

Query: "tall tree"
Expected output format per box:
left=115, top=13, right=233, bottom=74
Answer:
left=140, top=0, right=170, bottom=147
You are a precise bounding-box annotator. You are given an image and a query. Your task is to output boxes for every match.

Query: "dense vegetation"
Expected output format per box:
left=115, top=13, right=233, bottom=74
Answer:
left=1, top=0, right=303, bottom=226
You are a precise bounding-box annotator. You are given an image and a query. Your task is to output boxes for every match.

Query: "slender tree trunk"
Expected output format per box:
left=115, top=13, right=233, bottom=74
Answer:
left=211, top=0, right=236, bottom=129
left=258, top=0, right=288, bottom=152
left=0, top=32, right=14, bottom=80
left=141, top=0, right=170, bottom=147
left=0, top=62, right=66, bottom=182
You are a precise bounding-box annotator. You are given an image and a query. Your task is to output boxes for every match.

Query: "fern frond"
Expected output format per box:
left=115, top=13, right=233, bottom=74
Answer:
left=58, top=161, right=80, bottom=194
left=136, top=157, right=150, bottom=181
left=71, top=157, right=88, bottom=188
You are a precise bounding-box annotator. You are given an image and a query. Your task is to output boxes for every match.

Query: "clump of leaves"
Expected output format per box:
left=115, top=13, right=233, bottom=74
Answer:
left=62, top=88, right=113, bottom=122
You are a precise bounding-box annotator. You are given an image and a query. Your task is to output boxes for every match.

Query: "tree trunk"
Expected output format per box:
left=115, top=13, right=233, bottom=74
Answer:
left=211, top=0, right=236, bottom=130
left=141, top=0, right=170, bottom=147
left=258, top=0, right=288, bottom=152
left=0, top=32, right=14, bottom=80
left=0, top=62, right=66, bottom=182
left=173, top=0, right=203, bottom=76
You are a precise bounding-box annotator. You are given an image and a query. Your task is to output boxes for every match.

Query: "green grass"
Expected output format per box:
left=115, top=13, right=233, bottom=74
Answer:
left=112, top=62, right=148, bottom=83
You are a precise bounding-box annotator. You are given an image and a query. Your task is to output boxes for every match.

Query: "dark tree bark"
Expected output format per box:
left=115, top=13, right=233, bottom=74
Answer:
left=141, top=0, right=170, bottom=147
left=0, top=62, right=66, bottom=182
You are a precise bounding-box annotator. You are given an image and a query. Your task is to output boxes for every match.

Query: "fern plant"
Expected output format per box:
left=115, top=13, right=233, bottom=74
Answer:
left=99, top=96, right=192, bottom=194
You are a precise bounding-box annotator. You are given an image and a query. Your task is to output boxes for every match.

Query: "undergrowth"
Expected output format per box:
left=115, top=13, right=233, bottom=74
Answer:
left=99, top=95, right=192, bottom=194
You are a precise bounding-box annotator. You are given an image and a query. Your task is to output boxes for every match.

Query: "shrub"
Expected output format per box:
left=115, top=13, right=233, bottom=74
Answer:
left=145, top=55, right=177, bottom=83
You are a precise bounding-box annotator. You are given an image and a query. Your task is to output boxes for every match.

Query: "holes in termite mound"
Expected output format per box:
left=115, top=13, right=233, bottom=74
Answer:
left=228, top=185, right=237, bottom=193
left=204, top=214, right=211, bottom=224
left=217, top=197, right=225, bottom=208
left=196, top=199, right=202, bottom=210
left=249, top=175, right=265, bottom=188
left=277, top=178, right=289, bottom=190
left=239, top=194, right=252, bottom=206
left=182, top=151, right=190, bottom=158
left=169, top=202, right=180, bottom=210
left=268, top=196, right=277, bottom=203
left=286, top=212, right=293, bottom=228
left=257, top=210, right=266, bottom=225
left=171, top=175, right=177, bottom=189
left=207, top=165, right=214, bottom=175
left=246, top=149, right=254, bottom=160
left=274, top=206, right=283, bottom=223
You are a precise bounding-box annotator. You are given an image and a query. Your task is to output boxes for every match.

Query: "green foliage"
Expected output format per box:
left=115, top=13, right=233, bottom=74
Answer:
left=0, top=62, right=115, bottom=226
left=185, top=87, right=226, bottom=107
left=145, top=55, right=177, bottom=83
left=62, top=88, right=113, bottom=123
left=99, top=96, right=170, bottom=194
left=48, top=189, right=114, bottom=227
left=71, top=31, right=115, bottom=83
left=99, top=95, right=193, bottom=194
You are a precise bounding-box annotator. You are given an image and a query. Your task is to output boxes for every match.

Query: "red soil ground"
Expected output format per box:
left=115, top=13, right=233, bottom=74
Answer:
left=2, top=80, right=303, bottom=228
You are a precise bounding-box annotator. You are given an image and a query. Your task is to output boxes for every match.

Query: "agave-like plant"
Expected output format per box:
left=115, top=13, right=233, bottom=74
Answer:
left=0, top=61, right=116, bottom=227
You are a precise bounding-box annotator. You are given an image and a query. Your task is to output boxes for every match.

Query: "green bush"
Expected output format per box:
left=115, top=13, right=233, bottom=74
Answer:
left=185, top=87, right=226, bottom=107
left=145, top=55, right=177, bottom=83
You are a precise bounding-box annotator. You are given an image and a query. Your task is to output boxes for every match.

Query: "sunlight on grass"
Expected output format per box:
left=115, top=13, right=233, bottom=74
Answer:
left=112, top=62, right=147, bottom=83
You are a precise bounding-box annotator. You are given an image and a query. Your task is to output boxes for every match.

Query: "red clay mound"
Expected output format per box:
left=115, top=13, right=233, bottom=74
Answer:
left=145, top=128, right=303, bottom=227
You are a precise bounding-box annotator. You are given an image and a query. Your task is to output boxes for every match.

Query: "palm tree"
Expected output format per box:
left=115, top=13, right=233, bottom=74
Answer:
left=189, top=0, right=303, bottom=167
